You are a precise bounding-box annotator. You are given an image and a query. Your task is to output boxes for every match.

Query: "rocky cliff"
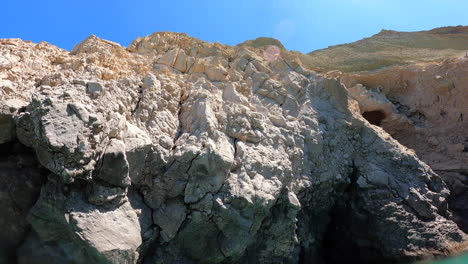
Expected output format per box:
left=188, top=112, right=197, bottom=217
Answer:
left=0, top=31, right=467, bottom=264
left=341, top=55, right=468, bottom=234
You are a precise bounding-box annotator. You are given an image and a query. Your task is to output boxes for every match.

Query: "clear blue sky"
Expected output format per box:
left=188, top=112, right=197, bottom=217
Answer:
left=1, top=0, right=467, bottom=53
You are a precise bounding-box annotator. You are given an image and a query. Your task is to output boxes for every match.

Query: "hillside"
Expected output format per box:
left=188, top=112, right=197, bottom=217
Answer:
left=237, top=37, right=286, bottom=50
left=302, top=25, right=468, bottom=72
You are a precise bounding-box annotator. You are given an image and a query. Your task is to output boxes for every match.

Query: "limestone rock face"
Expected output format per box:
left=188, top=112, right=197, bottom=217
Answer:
left=341, top=56, right=468, bottom=233
left=0, top=33, right=466, bottom=264
left=0, top=99, right=26, bottom=144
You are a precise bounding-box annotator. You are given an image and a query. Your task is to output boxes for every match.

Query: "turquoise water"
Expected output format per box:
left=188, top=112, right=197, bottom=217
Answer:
left=415, top=253, right=468, bottom=264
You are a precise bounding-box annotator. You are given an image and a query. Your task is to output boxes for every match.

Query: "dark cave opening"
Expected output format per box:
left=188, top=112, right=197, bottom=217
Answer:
left=362, top=110, right=386, bottom=126
left=0, top=141, right=48, bottom=263
left=321, top=204, right=390, bottom=264
left=446, top=172, right=468, bottom=234
left=320, top=165, right=391, bottom=264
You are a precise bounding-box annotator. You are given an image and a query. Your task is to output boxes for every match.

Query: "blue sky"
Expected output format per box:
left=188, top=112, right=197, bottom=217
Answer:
left=1, top=0, right=467, bottom=53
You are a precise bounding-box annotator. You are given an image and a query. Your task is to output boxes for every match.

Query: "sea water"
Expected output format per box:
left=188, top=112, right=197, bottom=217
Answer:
left=415, top=253, right=468, bottom=264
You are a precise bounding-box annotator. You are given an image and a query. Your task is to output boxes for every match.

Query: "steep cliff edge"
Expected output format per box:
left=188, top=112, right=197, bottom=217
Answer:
left=341, top=56, right=468, bottom=233
left=0, top=32, right=467, bottom=264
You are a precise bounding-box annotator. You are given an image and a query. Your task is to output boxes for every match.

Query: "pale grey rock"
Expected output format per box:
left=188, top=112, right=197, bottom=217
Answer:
left=123, top=124, right=152, bottom=185
left=67, top=102, right=90, bottom=123
left=0, top=51, right=20, bottom=71
left=173, top=49, right=190, bottom=72
left=0, top=99, right=26, bottom=143
left=40, top=72, right=67, bottom=87
left=86, top=184, right=127, bottom=205
left=20, top=180, right=90, bottom=263
left=156, top=48, right=179, bottom=68
left=87, top=81, right=104, bottom=97
left=222, top=82, right=247, bottom=104
left=97, top=139, right=131, bottom=187
left=15, top=97, right=96, bottom=183
left=14, top=112, right=35, bottom=148
left=21, top=180, right=151, bottom=264
left=184, top=138, right=233, bottom=203
left=0, top=79, right=15, bottom=94
left=72, top=79, right=87, bottom=86
left=0, top=33, right=466, bottom=264
left=68, top=194, right=145, bottom=263
left=342, top=58, right=468, bottom=233
left=153, top=198, right=187, bottom=242
left=142, top=73, right=160, bottom=90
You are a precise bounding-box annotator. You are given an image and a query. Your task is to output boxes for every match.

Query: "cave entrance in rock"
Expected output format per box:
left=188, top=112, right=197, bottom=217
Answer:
left=319, top=165, right=392, bottom=264
left=321, top=203, right=391, bottom=264
left=0, top=140, right=48, bottom=263
left=362, top=110, right=386, bottom=126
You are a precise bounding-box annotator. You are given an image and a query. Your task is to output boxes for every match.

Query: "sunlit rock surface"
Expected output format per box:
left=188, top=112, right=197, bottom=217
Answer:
left=0, top=32, right=467, bottom=263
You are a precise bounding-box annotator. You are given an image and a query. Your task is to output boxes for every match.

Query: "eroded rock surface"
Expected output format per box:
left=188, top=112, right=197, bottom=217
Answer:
left=341, top=56, right=468, bottom=233
left=0, top=34, right=466, bottom=264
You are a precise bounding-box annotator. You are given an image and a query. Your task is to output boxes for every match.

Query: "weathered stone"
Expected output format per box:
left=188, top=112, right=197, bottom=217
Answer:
left=142, top=72, right=160, bottom=90
left=67, top=102, right=90, bottom=123
left=97, top=139, right=131, bottom=187
left=22, top=180, right=151, bottom=264
left=184, top=140, right=233, bottom=203
left=17, top=230, right=90, bottom=264
left=16, top=98, right=96, bottom=183
left=0, top=108, right=16, bottom=144
left=0, top=30, right=466, bottom=264
left=0, top=99, right=27, bottom=144
left=123, top=124, right=152, bottom=184
left=153, top=198, right=187, bottom=242
left=0, top=79, right=15, bottom=94
left=342, top=55, right=468, bottom=233
left=72, top=79, right=87, bottom=86
left=87, top=81, right=104, bottom=97
left=67, top=194, right=146, bottom=263
left=86, top=184, right=127, bottom=205
left=156, top=48, right=179, bottom=67
left=173, top=49, right=189, bottom=72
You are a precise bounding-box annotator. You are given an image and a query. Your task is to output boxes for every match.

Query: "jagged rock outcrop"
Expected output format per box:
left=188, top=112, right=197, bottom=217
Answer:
left=341, top=56, right=468, bottom=233
left=0, top=33, right=467, bottom=264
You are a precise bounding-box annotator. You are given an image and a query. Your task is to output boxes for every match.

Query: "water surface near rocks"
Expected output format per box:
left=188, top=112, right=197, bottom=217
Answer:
left=414, top=253, right=468, bottom=264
